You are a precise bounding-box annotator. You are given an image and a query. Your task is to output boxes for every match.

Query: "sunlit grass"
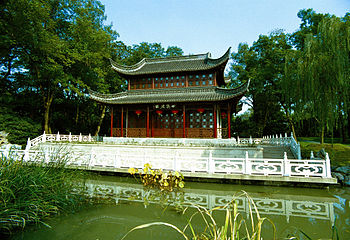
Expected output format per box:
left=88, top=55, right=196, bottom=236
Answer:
left=299, top=141, right=350, bottom=166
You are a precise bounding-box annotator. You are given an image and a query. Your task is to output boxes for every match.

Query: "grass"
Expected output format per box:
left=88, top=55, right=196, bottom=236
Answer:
left=0, top=149, right=88, bottom=234
left=298, top=139, right=350, bottom=166
left=298, top=137, right=350, bottom=145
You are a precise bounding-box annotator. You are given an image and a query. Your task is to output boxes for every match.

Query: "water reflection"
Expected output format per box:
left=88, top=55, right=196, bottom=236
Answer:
left=11, top=176, right=350, bottom=240
left=85, top=177, right=336, bottom=225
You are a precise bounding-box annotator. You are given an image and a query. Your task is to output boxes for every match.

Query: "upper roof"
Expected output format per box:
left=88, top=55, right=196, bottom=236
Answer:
left=89, top=80, right=249, bottom=105
left=110, top=48, right=231, bottom=76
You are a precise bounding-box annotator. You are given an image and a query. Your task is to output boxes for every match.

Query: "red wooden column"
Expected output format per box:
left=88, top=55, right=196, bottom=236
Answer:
left=151, top=113, right=154, bottom=137
left=183, top=105, right=186, bottom=138
left=110, top=106, right=114, bottom=137
left=146, top=106, right=150, bottom=137
left=213, top=104, right=217, bottom=138
left=228, top=103, right=231, bottom=139
left=121, top=107, right=124, bottom=137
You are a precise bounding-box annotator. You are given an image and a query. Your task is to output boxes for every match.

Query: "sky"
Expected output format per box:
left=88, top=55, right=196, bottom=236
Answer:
left=100, top=0, right=349, bottom=58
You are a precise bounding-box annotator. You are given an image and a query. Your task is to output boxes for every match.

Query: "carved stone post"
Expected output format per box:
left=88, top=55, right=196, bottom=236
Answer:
left=56, top=132, right=60, bottom=141
left=42, top=131, right=46, bottom=143
left=284, top=152, right=290, bottom=177
left=245, top=151, right=251, bottom=175
left=24, top=138, right=31, bottom=161
left=325, top=153, right=331, bottom=178
left=208, top=150, right=215, bottom=174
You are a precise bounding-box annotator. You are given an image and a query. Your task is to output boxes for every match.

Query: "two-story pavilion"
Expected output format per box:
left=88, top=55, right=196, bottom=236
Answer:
left=89, top=48, right=249, bottom=139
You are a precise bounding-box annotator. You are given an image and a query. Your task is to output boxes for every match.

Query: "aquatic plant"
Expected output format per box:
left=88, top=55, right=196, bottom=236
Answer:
left=0, top=149, right=88, bottom=233
left=121, top=191, right=276, bottom=240
left=128, top=163, right=185, bottom=191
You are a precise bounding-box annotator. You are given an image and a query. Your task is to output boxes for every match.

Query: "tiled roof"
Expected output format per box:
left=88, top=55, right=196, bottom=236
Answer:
left=89, top=80, right=249, bottom=105
left=110, top=48, right=231, bottom=76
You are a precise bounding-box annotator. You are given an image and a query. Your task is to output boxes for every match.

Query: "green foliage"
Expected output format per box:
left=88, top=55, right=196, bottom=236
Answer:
left=128, top=163, right=185, bottom=191
left=0, top=107, right=41, bottom=145
left=0, top=151, right=88, bottom=233
left=230, top=30, right=291, bottom=136
left=231, top=8, right=350, bottom=142
left=285, top=10, right=350, bottom=143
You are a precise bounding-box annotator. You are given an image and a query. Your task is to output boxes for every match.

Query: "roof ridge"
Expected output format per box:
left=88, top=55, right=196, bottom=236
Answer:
left=144, top=53, right=209, bottom=63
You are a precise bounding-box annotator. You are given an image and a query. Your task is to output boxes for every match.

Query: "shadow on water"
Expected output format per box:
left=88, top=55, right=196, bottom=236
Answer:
left=11, top=175, right=350, bottom=240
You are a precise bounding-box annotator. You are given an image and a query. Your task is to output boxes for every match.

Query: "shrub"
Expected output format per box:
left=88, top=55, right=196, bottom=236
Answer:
left=128, top=163, right=185, bottom=191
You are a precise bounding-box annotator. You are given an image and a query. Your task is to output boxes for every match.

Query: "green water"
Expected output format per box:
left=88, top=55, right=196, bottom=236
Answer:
left=11, top=176, right=350, bottom=239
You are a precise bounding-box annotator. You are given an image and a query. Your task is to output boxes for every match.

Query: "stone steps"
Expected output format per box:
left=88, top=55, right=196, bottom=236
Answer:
left=262, top=146, right=295, bottom=159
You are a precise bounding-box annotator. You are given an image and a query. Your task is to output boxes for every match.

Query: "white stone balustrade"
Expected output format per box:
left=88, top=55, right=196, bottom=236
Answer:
left=0, top=147, right=332, bottom=179
left=26, top=132, right=94, bottom=148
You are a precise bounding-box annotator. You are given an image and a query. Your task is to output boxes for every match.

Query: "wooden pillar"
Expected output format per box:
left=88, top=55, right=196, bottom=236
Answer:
left=228, top=103, right=231, bottom=139
left=185, top=74, right=189, bottom=87
left=146, top=106, right=150, bottom=137
left=128, top=81, right=130, bottom=90
left=214, top=72, right=217, bottom=86
left=125, top=107, right=129, bottom=137
left=121, top=106, right=124, bottom=137
left=152, top=77, right=155, bottom=89
left=151, top=112, right=154, bottom=137
left=183, top=105, right=186, bottom=138
left=110, top=106, right=114, bottom=137
left=213, top=104, right=217, bottom=138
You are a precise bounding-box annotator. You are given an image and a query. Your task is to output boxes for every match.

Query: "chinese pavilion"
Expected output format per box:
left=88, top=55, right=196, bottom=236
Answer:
left=89, top=48, right=249, bottom=139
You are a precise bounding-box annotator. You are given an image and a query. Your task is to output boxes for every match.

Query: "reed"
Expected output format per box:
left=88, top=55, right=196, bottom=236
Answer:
left=0, top=148, right=88, bottom=233
left=121, top=191, right=276, bottom=240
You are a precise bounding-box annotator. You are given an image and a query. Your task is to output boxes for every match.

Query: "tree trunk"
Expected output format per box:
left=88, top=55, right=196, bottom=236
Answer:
left=94, top=105, right=106, bottom=136
left=339, top=114, right=347, bottom=143
left=348, top=110, right=350, bottom=141
left=44, top=93, right=54, bottom=134
left=320, top=124, right=325, bottom=145
left=281, top=103, right=297, bottom=141
left=75, top=104, right=79, bottom=125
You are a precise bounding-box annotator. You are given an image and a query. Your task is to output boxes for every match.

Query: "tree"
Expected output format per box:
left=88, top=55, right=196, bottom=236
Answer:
left=0, top=0, right=119, bottom=134
left=230, top=30, right=291, bottom=137
left=285, top=10, right=350, bottom=144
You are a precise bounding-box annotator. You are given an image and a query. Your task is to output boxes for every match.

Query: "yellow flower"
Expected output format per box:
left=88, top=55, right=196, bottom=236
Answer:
left=128, top=168, right=136, bottom=175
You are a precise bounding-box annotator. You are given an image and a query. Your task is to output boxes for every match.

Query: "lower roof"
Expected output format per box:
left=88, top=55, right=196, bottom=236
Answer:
left=89, top=81, right=249, bottom=105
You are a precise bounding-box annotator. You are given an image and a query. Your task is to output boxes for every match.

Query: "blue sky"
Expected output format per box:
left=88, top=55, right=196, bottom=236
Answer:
left=100, top=0, right=349, bottom=58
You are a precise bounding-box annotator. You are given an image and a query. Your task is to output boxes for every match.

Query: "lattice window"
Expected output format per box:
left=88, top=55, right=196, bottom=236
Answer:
left=159, top=112, right=183, bottom=128
left=189, top=111, right=213, bottom=128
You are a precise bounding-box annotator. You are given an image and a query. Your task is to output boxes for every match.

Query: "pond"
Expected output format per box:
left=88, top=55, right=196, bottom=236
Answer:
left=11, top=175, right=350, bottom=239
